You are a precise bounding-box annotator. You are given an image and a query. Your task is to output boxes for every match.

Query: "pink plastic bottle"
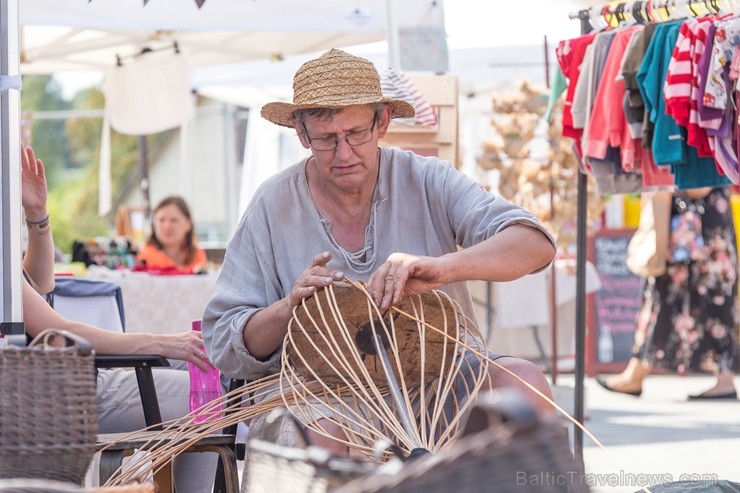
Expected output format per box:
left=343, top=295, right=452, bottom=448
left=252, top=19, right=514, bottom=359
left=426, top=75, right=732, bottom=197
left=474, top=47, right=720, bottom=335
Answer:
left=188, top=320, right=224, bottom=423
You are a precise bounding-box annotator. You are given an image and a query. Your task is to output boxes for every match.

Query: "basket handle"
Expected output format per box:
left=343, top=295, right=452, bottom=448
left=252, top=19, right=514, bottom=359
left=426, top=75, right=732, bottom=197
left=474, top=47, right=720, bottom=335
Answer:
left=29, top=328, right=94, bottom=356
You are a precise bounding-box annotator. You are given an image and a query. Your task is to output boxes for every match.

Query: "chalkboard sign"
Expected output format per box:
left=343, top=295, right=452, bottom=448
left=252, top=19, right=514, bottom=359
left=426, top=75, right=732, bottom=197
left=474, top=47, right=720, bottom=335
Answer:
left=586, top=229, right=644, bottom=375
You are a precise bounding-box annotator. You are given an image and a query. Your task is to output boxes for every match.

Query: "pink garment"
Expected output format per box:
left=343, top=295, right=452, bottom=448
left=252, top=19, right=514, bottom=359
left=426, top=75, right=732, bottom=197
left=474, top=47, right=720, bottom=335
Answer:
left=585, top=26, right=642, bottom=171
left=664, top=17, right=716, bottom=158
left=639, top=148, right=676, bottom=189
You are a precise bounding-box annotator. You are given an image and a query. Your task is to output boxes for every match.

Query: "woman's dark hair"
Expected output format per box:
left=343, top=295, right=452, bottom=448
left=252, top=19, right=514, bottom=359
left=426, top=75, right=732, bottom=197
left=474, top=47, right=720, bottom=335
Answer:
left=147, top=195, right=197, bottom=266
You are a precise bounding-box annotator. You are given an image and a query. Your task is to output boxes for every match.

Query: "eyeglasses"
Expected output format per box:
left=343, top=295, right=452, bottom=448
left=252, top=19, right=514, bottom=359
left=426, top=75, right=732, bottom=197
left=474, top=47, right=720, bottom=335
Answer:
left=302, top=117, right=377, bottom=151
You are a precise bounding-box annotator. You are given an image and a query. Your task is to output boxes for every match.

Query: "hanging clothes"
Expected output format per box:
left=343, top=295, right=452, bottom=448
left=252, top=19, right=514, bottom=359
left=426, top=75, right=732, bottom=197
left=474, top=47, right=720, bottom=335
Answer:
left=557, top=7, right=740, bottom=191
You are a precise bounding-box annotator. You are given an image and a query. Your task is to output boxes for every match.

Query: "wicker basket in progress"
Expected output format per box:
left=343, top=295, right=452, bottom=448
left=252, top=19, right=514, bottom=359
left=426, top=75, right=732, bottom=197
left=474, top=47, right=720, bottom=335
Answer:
left=0, top=330, right=98, bottom=485
left=336, top=390, right=590, bottom=493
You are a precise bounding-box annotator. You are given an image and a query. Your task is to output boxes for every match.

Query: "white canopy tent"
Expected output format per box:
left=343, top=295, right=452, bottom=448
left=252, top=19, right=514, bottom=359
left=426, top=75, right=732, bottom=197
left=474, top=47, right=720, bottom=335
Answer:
left=18, top=0, right=443, bottom=73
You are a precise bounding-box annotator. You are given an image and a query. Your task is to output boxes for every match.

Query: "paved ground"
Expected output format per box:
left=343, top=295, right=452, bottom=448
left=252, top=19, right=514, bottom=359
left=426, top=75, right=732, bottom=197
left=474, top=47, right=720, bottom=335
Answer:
left=553, top=374, right=740, bottom=493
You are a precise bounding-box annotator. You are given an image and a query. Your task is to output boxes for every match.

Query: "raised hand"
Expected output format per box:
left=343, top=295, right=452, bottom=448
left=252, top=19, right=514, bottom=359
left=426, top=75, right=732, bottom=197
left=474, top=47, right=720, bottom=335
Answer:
left=21, top=145, right=48, bottom=222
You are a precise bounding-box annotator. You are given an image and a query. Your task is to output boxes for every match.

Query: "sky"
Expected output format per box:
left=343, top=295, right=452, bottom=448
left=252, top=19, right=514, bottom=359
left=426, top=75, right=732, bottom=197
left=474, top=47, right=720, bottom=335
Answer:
left=52, top=0, right=592, bottom=98
left=443, top=0, right=587, bottom=49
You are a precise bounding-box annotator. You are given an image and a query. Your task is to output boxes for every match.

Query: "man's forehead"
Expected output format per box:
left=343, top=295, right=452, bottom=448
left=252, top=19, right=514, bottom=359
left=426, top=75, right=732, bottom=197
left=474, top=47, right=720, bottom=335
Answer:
left=303, top=106, right=374, bottom=128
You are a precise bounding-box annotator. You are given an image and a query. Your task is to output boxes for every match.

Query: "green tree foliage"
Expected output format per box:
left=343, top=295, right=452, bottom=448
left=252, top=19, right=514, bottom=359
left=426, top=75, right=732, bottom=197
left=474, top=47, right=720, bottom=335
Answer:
left=21, top=76, right=144, bottom=254
left=20, top=75, right=71, bottom=188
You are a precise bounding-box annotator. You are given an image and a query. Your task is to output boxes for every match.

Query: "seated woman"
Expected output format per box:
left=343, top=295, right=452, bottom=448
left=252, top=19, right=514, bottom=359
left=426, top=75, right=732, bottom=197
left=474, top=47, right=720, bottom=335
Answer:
left=137, top=196, right=207, bottom=273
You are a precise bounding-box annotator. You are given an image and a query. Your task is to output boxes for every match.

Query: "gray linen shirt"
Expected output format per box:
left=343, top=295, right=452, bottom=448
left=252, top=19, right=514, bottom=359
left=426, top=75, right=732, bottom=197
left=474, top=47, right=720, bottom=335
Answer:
left=202, top=147, right=554, bottom=380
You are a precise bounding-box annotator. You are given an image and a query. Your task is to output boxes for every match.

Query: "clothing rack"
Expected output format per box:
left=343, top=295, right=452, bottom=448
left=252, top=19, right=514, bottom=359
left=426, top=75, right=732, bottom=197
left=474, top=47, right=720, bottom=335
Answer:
left=569, top=0, right=735, bottom=25
left=565, top=0, right=738, bottom=468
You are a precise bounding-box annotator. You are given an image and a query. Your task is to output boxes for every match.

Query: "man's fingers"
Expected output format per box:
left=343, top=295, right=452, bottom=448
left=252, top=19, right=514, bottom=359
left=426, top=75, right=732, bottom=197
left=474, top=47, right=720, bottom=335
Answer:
left=311, top=251, right=331, bottom=268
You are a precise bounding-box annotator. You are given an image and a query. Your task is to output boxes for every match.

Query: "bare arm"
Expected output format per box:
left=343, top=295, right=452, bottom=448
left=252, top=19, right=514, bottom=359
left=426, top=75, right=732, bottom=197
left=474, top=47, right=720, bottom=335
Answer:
left=368, top=224, right=556, bottom=309
left=21, top=146, right=55, bottom=295
left=23, top=279, right=213, bottom=370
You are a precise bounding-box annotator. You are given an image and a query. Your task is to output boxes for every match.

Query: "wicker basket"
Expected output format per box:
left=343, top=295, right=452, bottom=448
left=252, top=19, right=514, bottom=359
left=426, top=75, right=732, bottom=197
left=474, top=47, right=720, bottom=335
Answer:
left=246, top=439, right=377, bottom=493
left=0, top=330, right=98, bottom=485
left=0, top=479, right=154, bottom=493
left=335, top=390, right=590, bottom=493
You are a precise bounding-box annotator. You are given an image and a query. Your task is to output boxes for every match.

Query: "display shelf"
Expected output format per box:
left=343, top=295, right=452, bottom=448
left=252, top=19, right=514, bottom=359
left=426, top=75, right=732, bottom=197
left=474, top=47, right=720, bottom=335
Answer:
left=380, top=74, right=459, bottom=167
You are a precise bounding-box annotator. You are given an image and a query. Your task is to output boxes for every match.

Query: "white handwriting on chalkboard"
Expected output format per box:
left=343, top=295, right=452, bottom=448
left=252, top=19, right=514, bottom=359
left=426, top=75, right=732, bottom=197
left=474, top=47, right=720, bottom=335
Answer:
left=593, top=233, right=643, bottom=364
left=595, top=237, right=632, bottom=277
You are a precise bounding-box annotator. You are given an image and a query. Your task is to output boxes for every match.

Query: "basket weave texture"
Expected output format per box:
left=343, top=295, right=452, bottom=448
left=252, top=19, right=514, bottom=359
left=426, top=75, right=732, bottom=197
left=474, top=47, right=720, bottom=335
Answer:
left=289, top=285, right=458, bottom=386
left=335, top=420, right=589, bottom=493
left=336, top=391, right=591, bottom=493
left=0, top=337, right=98, bottom=484
left=246, top=439, right=376, bottom=493
left=0, top=479, right=153, bottom=493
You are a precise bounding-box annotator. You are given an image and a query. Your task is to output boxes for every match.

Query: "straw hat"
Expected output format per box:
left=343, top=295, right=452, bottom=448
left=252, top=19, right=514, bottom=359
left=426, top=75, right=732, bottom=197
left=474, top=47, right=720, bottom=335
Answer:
left=261, top=48, right=416, bottom=127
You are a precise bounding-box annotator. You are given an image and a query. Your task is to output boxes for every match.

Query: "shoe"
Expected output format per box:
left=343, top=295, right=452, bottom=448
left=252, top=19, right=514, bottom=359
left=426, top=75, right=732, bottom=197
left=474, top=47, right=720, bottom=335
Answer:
left=687, top=391, right=737, bottom=401
left=595, top=377, right=642, bottom=397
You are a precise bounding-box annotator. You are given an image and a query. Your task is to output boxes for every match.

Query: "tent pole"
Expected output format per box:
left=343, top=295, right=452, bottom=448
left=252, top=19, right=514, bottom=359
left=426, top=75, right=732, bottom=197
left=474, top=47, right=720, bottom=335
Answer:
left=572, top=7, right=592, bottom=471
left=0, top=0, right=24, bottom=337
left=385, top=0, right=401, bottom=70
left=138, top=135, right=151, bottom=217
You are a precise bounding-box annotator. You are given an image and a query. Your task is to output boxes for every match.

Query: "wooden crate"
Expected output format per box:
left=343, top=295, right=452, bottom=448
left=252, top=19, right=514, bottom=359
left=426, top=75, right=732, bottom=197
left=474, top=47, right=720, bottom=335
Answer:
left=380, top=75, right=459, bottom=168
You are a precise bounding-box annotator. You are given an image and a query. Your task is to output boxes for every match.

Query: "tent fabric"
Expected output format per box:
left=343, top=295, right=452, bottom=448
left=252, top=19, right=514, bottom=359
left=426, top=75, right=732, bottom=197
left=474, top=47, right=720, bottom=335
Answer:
left=103, top=51, right=195, bottom=136
left=19, top=0, right=445, bottom=74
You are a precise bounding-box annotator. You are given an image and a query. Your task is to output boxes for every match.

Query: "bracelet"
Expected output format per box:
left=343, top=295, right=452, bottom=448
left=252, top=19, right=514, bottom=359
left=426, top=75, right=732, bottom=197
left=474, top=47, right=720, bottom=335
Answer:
left=26, top=214, right=49, bottom=225
left=26, top=214, right=50, bottom=230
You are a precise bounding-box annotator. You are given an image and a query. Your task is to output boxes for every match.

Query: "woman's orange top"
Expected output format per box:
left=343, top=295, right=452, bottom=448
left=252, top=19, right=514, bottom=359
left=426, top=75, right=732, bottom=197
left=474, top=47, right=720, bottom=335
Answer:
left=136, top=243, right=207, bottom=272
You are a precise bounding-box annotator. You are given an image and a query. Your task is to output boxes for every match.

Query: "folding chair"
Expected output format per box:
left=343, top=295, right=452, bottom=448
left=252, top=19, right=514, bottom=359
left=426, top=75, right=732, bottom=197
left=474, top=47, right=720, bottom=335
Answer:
left=52, top=277, right=126, bottom=333
left=51, top=277, right=167, bottom=427
left=51, top=278, right=239, bottom=492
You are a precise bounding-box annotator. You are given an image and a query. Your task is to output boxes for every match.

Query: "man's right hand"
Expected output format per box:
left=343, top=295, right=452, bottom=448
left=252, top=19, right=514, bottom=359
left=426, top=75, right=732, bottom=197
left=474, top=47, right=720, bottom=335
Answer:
left=286, top=252, right=344, bottom=311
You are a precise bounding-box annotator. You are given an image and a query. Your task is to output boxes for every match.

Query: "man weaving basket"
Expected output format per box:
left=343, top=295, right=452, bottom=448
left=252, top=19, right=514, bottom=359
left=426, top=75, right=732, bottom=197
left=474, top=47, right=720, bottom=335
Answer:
left=202, top=49, right=557, bottom=464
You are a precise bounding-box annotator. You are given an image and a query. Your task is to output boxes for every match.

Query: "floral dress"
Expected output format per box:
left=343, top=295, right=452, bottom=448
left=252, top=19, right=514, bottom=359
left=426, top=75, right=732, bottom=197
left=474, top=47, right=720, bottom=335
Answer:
left=633, top=187, right=740, bottom=374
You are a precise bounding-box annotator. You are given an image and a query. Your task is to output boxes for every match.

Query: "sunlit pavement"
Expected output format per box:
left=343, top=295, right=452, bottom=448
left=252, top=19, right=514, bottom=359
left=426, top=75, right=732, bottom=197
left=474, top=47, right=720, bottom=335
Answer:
left=552, top=374, right=740, bottom=493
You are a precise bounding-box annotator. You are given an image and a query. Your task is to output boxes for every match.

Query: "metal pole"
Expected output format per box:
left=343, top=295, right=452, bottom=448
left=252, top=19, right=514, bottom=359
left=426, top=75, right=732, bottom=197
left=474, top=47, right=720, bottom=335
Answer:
left=138, top=135, right=151, bottom=217
left=573, top=8, right=592, bottom=470
left=385, top=0, right=401, bottom=70
left=0, top=0, right=24, bottom=336
left=574, top=163, right=588, bottom=468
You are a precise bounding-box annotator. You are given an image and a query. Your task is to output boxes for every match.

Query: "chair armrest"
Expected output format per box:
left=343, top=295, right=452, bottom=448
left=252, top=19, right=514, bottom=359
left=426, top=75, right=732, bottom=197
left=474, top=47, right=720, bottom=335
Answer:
left=95, top=354, right=171, bottom=430
left=95, top=354, right=170, bottom=368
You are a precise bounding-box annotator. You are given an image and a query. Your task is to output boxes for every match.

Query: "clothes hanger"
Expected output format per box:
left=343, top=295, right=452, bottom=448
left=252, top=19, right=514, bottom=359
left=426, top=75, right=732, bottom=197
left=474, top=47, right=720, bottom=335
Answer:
left=602, top=4, right=616, bottom=27
left=687, top=0, right=701, bottom=16
left=632, top=1, right=647, bottom=23
left=615, top=2, right=628, bottom=24
left=645, top=0, right=657, bottom=22
left=658, top=0, right=671, bottom=20
left=587, top=7, right=606, bottom=31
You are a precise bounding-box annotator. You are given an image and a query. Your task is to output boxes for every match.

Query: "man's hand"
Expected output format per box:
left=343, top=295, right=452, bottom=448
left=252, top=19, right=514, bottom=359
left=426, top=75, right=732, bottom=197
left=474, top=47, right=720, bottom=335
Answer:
left=367, top=253, right=448, bottom=309
left=286, top=252, right=345, bottom=310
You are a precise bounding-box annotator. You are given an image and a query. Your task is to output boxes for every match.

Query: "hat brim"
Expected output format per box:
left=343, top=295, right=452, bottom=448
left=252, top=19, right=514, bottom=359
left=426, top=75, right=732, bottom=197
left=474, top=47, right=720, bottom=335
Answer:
left=261, top=97, right=416, bottom=128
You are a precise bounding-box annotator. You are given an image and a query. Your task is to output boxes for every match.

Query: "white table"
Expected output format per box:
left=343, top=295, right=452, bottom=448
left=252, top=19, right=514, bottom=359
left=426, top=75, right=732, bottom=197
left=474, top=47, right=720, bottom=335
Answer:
left=87, top=269, right=219, bottom=334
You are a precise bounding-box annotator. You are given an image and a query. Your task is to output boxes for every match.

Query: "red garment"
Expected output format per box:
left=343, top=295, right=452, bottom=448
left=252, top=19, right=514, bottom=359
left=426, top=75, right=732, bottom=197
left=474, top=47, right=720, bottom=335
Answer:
left=557, top=32, right=598, bottom=153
